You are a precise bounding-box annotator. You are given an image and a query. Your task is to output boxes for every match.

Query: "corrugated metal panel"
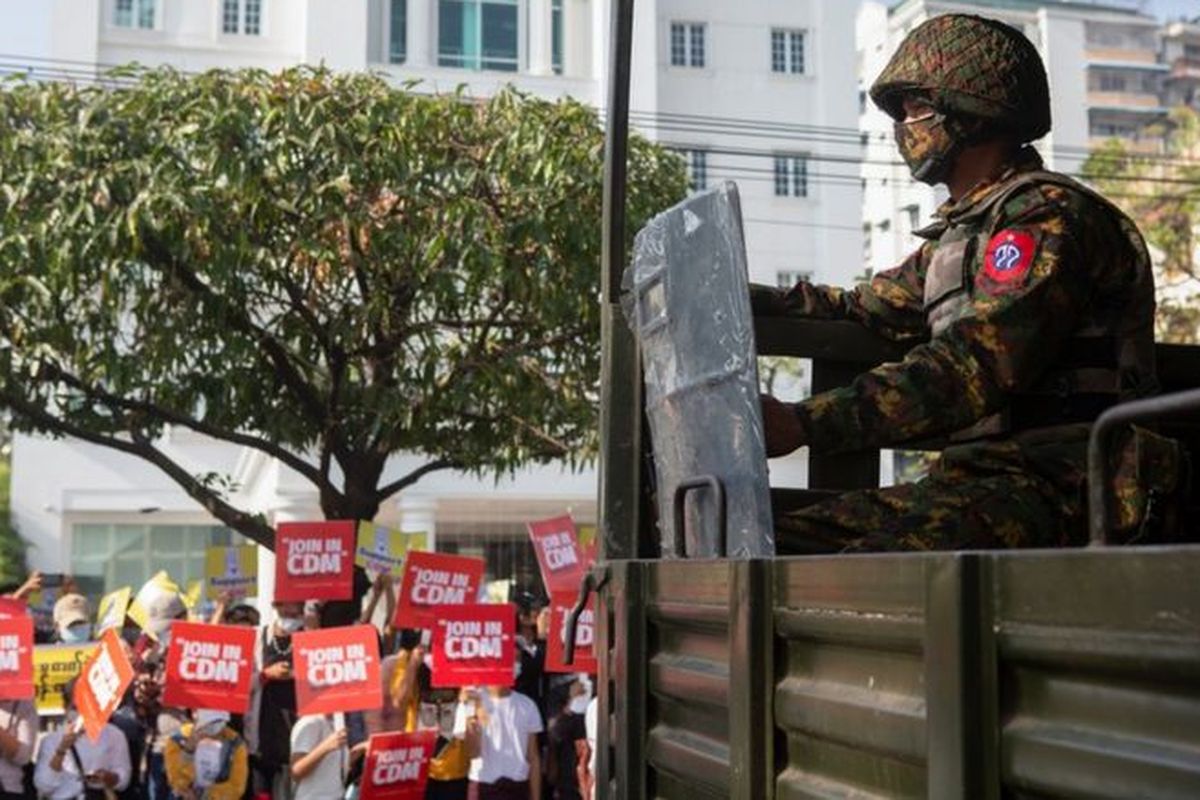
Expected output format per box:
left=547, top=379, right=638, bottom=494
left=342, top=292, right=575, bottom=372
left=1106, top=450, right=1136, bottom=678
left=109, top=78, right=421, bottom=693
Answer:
left=774, top=556, right=930, bottom=799
left=994, top=548, right=1200, bottom=799
left=646, top=561, right=732, bottom=798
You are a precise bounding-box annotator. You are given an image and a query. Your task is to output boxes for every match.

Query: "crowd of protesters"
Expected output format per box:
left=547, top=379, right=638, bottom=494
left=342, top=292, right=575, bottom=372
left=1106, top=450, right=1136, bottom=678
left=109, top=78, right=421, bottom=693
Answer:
left=0, top=571, right=598, bottom=800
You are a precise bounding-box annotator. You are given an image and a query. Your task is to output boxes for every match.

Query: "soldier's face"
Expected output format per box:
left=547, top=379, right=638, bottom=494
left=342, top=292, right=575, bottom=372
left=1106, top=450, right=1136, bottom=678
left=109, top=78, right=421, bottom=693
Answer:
left=894, top=97, right=956, bottom=185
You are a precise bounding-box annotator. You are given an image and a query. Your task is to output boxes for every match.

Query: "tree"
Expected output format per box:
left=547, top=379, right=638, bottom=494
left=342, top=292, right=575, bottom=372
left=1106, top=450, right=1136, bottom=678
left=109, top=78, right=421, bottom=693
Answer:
left=1081, top=106, right=1200, bottom=344
left=0, top=66, right=688, bottom=550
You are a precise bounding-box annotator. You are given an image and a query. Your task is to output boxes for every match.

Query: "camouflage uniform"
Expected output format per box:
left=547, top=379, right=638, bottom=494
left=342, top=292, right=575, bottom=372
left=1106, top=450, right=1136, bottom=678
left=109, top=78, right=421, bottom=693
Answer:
left=757, top=15, right=1173, bottom=552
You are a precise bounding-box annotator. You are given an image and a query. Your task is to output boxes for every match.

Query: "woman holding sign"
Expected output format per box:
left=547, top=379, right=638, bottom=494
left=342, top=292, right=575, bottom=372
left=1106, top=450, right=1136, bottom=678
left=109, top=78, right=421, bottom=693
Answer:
left=164, top=709, right=249, bottom=800
left=0, top=699, right=36, bottom=800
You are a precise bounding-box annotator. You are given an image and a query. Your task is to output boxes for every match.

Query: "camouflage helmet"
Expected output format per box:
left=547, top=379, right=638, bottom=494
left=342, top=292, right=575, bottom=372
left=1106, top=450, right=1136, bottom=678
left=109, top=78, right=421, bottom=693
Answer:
left=870, top=14, right=1051, bottom=143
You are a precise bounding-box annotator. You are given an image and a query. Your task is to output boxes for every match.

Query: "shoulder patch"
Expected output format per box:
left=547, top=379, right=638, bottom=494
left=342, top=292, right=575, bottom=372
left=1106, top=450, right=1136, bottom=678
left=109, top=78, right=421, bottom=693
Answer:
left=981, top=229, right=1037, bottom=288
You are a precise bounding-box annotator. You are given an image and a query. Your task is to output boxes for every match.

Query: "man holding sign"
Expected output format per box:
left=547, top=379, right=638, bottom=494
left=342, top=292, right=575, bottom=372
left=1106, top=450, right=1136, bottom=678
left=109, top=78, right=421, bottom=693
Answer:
left=360, top=731, right=437, bottom=800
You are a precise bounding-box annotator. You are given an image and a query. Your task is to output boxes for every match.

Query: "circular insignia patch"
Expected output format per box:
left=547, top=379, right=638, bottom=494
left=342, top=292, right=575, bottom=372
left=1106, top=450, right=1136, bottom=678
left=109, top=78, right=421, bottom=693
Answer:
left=983, top=229, right=1036, bottom=284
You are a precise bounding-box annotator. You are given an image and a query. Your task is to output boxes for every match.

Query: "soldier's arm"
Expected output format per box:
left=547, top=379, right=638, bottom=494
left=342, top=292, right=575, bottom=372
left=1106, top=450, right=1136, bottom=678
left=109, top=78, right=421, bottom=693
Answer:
left=784, top=196, right=1090, bottom=454
left=749, top=244, right=931, bottom=342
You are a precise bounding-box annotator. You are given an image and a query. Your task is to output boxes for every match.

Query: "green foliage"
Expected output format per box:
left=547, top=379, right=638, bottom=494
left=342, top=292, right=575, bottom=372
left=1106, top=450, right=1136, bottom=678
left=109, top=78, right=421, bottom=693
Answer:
left=1081, top=107, right=1200, bottom=344
left=0, top=460, right=28, bottom=587
left=0, top=66, right=687, bottom=542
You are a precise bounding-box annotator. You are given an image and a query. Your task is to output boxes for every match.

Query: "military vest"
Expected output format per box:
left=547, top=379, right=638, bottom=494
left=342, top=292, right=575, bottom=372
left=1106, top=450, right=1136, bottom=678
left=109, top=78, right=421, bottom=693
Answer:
left=918, top=170, right=1157, bottom=439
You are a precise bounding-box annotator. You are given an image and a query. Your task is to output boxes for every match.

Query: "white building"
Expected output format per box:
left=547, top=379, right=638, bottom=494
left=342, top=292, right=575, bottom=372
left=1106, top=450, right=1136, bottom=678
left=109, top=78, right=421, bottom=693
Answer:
left=857, top=0, right=1171, bottom=274
left=3, top=0, right=861, bottom=597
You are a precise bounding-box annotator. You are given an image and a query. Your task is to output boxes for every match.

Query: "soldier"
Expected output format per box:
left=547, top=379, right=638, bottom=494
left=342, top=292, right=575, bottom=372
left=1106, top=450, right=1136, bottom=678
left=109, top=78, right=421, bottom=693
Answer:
left=755, top=13, right=1181, bottom=551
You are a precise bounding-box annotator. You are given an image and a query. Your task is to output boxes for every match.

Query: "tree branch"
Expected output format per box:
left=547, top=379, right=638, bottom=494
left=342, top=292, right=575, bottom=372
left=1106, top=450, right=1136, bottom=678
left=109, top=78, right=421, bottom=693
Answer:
left=375, top=458, right=461, bottom=503
left=31, top=359, right=341, bottom=502
left=0, top=389, right=275, bottom=549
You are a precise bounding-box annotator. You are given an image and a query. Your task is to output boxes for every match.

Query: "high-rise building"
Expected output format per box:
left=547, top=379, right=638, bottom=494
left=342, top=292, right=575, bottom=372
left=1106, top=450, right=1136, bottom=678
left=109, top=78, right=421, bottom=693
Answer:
left=3, top=0, right=860, bottom=595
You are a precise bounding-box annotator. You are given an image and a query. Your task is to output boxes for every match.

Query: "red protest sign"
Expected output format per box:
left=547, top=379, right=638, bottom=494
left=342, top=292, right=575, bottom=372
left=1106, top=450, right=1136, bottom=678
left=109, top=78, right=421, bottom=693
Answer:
left=546, top=591, right=597, bottom=674
left=360, top=730, right=438, bottom=800
left=293, top=625, right=382, bottom=715
left=74, top=629, right=134, bottom=742
left=0, top=617, right=34, bottom=700
left=527, top=516, right=586, bottom=594
left=393, top=552, right=485, bottom=630
left=275, top=521, right=356, bottom=602
left=163, top=621, right=255, bottom=714
left=430, top=604, right=515, bottom=688
left=0, top=598, right=27, bottom=620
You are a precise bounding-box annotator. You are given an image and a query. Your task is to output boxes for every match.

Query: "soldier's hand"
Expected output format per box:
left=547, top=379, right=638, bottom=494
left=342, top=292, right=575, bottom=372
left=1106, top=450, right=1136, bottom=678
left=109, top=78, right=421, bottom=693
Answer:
left=761, top=394, right=805, bottom=458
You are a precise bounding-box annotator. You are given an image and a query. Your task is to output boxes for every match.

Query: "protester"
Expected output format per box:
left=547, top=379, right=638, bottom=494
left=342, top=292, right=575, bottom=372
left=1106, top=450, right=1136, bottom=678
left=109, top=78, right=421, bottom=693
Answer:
left=290, top=714, right=365, bottom=800
left=52, top=593, right=93, bottom=645
left=0, top=697, right=36, bottom=800
left=164, top=709, right=249, bottom=800
left=512, top=595, right=548, bottom=718
left=35, top=679, right=132, bottom=800
left=136, top=591, right=190, bottom=800
left=454, top=681, right=543, bottom=800
left=544, top=678, right=591, bottom=800
left=422, top=688, right=470, bottom=800
left=245, top=601, right=304, bottom=798
left=583, top=698, right=597, bottom=800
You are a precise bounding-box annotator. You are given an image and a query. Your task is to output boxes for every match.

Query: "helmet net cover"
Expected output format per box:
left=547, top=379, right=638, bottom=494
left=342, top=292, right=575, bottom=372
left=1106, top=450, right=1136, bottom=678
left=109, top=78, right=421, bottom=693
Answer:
left=870, top=13, right=1051, bottom=143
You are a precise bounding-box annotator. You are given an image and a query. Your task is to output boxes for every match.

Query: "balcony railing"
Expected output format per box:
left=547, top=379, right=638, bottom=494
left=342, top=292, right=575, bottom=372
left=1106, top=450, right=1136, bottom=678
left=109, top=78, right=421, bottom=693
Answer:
left=1087, top=90, right=1165, bottom=109
left=1086, top=46, right=1159, bottom=65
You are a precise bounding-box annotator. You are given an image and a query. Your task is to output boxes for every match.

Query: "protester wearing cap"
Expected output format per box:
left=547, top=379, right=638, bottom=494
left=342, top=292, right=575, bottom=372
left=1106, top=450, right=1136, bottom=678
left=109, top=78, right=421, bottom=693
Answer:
left=164, top=709, right=249, bottom=800
left=134, top=585, right=191, bottom=800
left=53, top=593, right=93, bottom=645
left=35, top=679, right=132, bottom=800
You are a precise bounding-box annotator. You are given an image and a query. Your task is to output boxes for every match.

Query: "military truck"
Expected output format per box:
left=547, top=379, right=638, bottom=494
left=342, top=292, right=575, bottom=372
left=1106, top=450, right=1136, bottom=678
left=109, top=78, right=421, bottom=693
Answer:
left=565, top=2, right=1200, bottom=797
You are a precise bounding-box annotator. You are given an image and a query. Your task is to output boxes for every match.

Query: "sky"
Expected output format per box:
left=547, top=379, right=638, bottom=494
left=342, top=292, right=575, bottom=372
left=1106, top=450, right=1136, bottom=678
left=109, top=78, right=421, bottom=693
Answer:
left=1147, top=0, right=1200, bottom=21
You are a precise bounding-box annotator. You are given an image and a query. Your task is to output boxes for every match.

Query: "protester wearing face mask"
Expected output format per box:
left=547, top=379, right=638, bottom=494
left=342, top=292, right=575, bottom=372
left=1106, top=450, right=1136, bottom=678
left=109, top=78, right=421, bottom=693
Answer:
left=165, top=709, right=249, bottom=800
left=545, top=677, right=592, bottom=800
left=35, top=679, right=132, bottom=800
left=244, top=601, right=304, bottom=798
left=53, top=593, right=93, bottom=645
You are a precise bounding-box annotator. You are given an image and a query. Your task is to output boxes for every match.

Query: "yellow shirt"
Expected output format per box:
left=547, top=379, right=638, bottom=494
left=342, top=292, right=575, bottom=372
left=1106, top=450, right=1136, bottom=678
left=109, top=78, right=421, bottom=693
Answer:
left=163, top=724, right=248, bottom=800
left=389, top=651, right=421, bottom=734
left=428, top=738, right=470, bottom=782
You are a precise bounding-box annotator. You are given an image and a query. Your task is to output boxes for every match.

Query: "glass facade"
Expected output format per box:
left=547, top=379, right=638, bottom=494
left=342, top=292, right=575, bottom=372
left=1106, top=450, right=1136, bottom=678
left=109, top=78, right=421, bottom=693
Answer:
left=438, top=0, right=519, bottom=72
left=72, top=522, right=247, bottom=595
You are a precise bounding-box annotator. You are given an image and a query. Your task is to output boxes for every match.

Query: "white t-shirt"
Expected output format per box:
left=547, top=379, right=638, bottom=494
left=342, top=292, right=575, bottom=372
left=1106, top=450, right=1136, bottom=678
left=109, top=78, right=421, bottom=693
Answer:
left=453, top=691, right=544, bottom=784
left=290, top=714, right=345, bottom=800
left=34, top=722, right=132, bottom=800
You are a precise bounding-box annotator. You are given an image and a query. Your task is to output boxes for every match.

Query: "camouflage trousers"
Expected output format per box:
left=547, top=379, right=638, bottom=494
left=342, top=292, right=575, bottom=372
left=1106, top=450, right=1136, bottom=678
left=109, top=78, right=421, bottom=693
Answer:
left=777, top=427, right=1094, bottom=553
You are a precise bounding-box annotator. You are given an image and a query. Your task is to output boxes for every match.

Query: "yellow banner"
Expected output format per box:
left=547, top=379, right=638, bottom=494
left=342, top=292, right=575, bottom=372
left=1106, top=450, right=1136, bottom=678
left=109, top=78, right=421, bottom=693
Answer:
left=204, top=546, right=258, bottom=600
left=33, top=643, right=95, bottom=716
left=95, top=587, right=131, bottom=633
left=354, top=522, right=428, bottom=577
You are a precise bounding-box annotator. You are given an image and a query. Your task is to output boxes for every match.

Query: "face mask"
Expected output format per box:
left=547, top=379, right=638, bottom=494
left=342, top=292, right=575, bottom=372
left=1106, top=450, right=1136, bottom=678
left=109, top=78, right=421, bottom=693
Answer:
left=894, top=112, right=959, bottom=185
left=278, top=617, right=304, bottom=635
left=569, top=696, right=590, bottom=715
left=197, top=720, right=225, bottom=737
left=60, top=625, right=91, bottom=644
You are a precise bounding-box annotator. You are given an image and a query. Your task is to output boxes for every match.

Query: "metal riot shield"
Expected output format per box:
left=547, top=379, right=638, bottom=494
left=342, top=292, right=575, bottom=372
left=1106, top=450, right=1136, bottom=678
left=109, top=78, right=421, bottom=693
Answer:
left=622, top=182, right=774, bottom=558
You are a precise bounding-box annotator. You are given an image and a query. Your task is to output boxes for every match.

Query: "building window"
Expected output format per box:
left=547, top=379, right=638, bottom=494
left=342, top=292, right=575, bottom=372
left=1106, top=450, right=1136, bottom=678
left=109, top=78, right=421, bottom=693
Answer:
left=552, top=0, right=563, bottom=74
left=771, top=29, right=805, bottom=74
left=390, top=0, right=407, bottom=63
left=670, top=22, right=706, bottom=68
left=114, top=0, right=155, bottom=29
left=223, top=0, right=262, bottom=35
left=1098, top=73, right=1125, bottom=92
left=775, top=270, right=812, bottom=289
left=774, top=154, right=808, bottom=198
left=438, top=0, right=519, bottom=72
left=683, top=149, right=707, bottom=191
left=72, top=523, right=249, bottom=596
